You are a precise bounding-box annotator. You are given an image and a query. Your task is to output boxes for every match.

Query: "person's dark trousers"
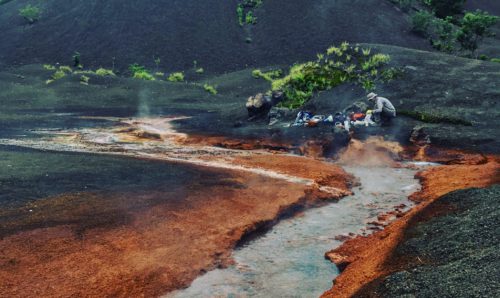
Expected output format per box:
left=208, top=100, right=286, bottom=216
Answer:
left=380, top=110, right=395, bottom=126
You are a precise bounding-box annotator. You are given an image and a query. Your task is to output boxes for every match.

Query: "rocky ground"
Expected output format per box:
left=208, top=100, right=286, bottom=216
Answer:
left=322, top=153, right=499, bottom=297
left=355, top=185, right=500, bottom=297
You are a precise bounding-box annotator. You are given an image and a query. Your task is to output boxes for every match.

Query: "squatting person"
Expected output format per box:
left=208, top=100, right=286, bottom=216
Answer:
left=366, top=92, right=396, bottom=125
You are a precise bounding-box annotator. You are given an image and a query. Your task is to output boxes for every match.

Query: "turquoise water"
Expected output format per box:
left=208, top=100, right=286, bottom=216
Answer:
left=169, top=166, right=420, bottom=298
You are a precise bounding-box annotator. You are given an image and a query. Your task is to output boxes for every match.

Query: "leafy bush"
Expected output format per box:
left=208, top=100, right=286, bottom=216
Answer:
left=19, top=4, right=40, bottom=24
left=195, top=68, right=204, bottom=74
left=412, top=11, right=434, bottom=36
left=129, top=64, right=155, bottom=80
left=491, top=58, right=500, bottom=63
left=167, top=72, right=185, bottom=82
left=456, top=10, right=499, bottom=56
left=95, top=68, right=115, bottom=76
left=203, top=84, right=218, bottom=95
left=43, top=64, right=55, bottom=70
left=269, top=42, right=398, bottom=109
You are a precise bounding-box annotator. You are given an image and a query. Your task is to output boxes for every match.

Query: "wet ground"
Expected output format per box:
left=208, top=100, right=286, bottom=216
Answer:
left=168, top=166, right=420, bottom=298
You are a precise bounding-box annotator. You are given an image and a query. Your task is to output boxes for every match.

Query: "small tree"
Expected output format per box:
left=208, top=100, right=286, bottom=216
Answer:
left=19, top=4, right=41, bottom=24
left=456, top=10, right=499, bottom=57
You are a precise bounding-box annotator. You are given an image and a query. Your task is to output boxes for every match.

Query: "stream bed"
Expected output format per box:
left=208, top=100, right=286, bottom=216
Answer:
left=169, top=165, right=421, bottom=298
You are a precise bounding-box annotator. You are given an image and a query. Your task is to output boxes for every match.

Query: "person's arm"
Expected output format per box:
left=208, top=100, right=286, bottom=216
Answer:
left=374, top=98, right=383, bottom=113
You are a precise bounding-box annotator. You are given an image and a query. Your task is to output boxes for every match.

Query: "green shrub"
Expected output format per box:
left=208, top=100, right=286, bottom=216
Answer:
left=51, top=70, right=66, bottom=81
left=95, top=68, right=115, bottom=76
left=167, top=72, right=185, bottom=82
left=129, top=64, right=155, bottom=81
left=491, top=58, right=500, bottom=63
left=80, top=75, right=90, bottom=85
left=203, top=84, right=218, bottom=95
left=155, top=72, right=164, bottom=76
left=19, top=4, right=40, bottom=24
left=269, top=42, right=398, bottom=109
left=412, top=11, right=434, bottom=36
left=195, top=68, right=204, bottom=74
left=245, top=11, right=257, bottom=24
left=456, top=10, right=499, bottom=57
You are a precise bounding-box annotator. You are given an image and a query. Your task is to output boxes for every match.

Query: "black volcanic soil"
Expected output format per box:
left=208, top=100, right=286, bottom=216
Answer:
left=355, top=185, right=500, bottom=297
left=0, top=0, right=429, bottom=72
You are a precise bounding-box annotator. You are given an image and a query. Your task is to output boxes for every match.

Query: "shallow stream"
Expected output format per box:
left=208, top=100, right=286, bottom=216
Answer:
left=169, top=165, right=421, bottom=298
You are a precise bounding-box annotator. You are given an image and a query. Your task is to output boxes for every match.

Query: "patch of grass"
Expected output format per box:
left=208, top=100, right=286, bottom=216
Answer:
left=491, top=58, right=500, bottom=63
left=203, top=83, right=218, bottom=95
left=167, top=72, right=185, bottom=82
left=129, top=64, right=155, bottom=81
left=268, top=42, right=398, bottom=109
left=245, top=11, right=257, bottom=24
left=58, top=66, right=73, bottom=73
left=95, top=68, right=115, bottom=76
left=43, top=64, right=55, bottom=70
left=399, top=110, right=473, bottom=125
left=19, top=4, right=41, bottom=24
left=236, top=4, right=244, bottom=26
left=80, top=75, right=90, bottom=85
left=252, top=69, right=283, bottom=81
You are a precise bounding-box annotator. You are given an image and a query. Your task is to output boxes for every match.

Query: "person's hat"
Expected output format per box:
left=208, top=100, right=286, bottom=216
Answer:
left=367, top=92, right=377, bottom=100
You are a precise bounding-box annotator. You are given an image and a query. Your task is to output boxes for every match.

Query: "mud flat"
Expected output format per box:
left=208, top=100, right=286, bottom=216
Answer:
left=322, top=153, right=500, bottom=297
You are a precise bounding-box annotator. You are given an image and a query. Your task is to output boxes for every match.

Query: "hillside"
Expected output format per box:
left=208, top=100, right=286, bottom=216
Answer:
left=0, top=0, right=429, bottom=72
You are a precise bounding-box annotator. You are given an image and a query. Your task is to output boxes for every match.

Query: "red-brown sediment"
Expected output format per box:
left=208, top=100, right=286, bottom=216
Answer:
left=0, top=154, right=352, bottom=297
left=322, top=151, right=499, bottom=298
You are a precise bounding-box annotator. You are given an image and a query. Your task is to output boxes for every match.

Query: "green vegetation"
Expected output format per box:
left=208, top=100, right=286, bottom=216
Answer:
left=411, top=8, right=498, bottom=56
left=167, top=72, right=185, bottom=82
left=129, top=64, right=155, bottom=80
left=491, top=58, right=500, bottom=63
left=237, top=4, right=244, bottom=26
left=245, top=11, right=257, bottom=25
left=95, top=68, right=115, bottom=76
left=155, top=72, right=164, bottom=77
left=456, top=10, right=499, bottom=57
left=58, top=66, right=73, bottom=73
left=80, top=75, right=90, bottom=85
left=252, top=69, right=283, bottom=81
left=399, top=110, right=472, bottom=125
left=203, top=83, right=218, bottom=95
left=72, top=52, right=81, bottom=68
left=43, top=64, right=55, bottom=70
left=237, top=0, right=262, bottom=27
left=265, top=42, right=399, bottom=109
left=19, top=4, right=41, bottom=24
left=195, top=68, right=204, bottom=74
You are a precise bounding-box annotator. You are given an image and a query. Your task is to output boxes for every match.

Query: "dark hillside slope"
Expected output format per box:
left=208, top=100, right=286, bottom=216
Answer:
left=0, top=0, right=428, bottom=72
